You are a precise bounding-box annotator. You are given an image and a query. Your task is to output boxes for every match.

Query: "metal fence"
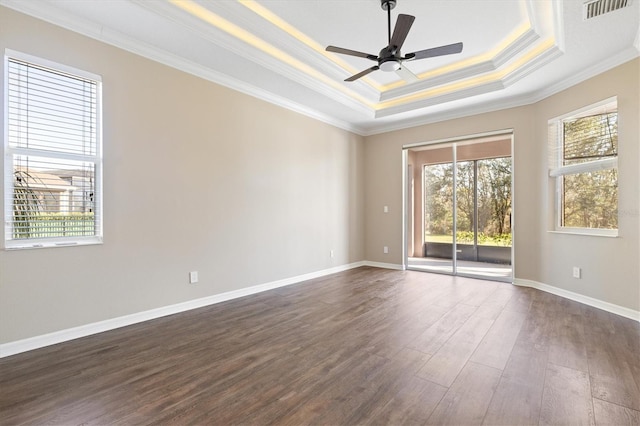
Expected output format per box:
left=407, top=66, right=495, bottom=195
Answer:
left=13, top=213, right=95, bottom=239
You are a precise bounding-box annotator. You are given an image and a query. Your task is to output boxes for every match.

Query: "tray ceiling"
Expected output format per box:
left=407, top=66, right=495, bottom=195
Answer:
left=2, top=0, right=638, bottom=135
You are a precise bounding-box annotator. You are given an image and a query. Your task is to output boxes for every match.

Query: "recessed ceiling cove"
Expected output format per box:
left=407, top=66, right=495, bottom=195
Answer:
left=2, top=0, right=638, bottom=135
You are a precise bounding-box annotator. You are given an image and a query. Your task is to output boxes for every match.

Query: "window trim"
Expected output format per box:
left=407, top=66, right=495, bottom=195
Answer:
left=548, top=97, right=618, bottom=237
left=3, top=49, right=103, bottom=250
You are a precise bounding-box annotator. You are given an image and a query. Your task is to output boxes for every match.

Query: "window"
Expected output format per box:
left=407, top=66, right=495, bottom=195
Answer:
left=424, top=157, right=512, bottom=246
left=4, top=51, right=102, bottom=249
left=548, top=98, right=618, bottom=236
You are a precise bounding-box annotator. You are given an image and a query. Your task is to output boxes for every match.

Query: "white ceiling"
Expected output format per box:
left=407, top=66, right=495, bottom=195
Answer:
left=2, top=0, right=639, bottom=135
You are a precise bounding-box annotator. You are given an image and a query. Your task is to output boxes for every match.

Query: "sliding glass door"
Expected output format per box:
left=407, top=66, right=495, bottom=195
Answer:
left=454, top=156, right=512, bottom=280
left=423, top=160, right=454, bottom=274
left=405, top=135, right=513, bottom=282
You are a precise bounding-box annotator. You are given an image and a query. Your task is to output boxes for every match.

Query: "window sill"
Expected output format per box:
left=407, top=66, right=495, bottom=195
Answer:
left=5, top=237, right=103, bottom=250
left=548, top=229, right=618, bottom=238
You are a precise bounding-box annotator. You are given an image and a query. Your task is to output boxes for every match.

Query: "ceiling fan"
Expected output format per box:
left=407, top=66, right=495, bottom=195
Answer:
left=326, top=0, right=463, bottom=82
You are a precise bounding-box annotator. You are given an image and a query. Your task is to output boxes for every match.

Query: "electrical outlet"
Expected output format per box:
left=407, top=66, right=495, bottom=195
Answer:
left=572, top=267, right=581, bottom=279
left=189, top=271, right=199, bottom=284
left=383, top=205, right=389, bottom=213
left=330, top=250, right=334, bottom=258
left=383, top=246, right=389, bottom=254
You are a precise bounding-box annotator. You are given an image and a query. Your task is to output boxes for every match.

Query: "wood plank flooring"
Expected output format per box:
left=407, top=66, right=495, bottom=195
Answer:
left=1, top=266, right=639, bottom=425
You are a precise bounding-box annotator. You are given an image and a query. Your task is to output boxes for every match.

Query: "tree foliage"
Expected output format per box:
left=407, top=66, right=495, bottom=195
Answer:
left=424, top=157, right=512, bottom=246
left=561, top=113, right=618, bottom=229
left=13, top=170, right=43, bottom=239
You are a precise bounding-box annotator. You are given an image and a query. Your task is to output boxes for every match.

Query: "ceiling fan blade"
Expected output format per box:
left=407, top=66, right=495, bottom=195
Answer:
left=405, top=42, right=463, bottom=61
left=395, top=65, right=419, bottom=83
left=390, top=14, right=415, bottom=51
left=326, top=46, right=378, bottom=61
left=345, top=66, right=380, bottom=82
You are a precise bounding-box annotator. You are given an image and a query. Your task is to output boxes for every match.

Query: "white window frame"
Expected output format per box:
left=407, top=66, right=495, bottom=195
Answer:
left=3, top=50, right=103, bottom=249
left=548, top=97, right=618, bottom=237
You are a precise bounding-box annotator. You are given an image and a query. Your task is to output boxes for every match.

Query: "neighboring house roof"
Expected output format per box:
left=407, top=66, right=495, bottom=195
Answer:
left=14, top=170, right=76, bottom=192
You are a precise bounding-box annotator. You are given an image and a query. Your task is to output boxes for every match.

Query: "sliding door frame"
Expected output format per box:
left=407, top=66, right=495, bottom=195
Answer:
left=402, top=129, right=515, bottom=283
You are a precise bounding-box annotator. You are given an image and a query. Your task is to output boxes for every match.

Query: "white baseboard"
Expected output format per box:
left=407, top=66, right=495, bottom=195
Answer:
left=363, top=261, right=405, bottom=270
left=514, top=278, right=640, bottom=322
left=0, top=261, right=367, bottom=358
left=13, top=263, right=630, bottom=359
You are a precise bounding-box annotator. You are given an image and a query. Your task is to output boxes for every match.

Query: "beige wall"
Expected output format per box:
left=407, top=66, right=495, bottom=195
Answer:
left=365, top=59, right=640, bottom=311
left=535, top=59, right=639, bottom=311
left=0, top=8, right=365, bottom=343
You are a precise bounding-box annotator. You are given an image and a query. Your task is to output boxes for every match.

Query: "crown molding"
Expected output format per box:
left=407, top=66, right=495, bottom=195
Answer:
left=213, top=0, right=384, bottom=99
left=501, top=45, right=563, bottom=87
left=363, top=93, right=540, bottom=136
left=375, top=80, right=506, bottom=118
left=377, top=0, right=561, bottom=103
left=363, top=50, right=638, bottom=135
left=380, top=28, right=541, bottom=102
left=551, top=0, right=565, bottom=51
left=374, top=41, right=562, bottom=118
left=492, top=27, right=542, bottom=68
left=380, top=61, right=496, bottom=102
left=2, top=0, right=637, bottom=138
left=132, top=1, right=375, bottom=116
left=1, top=0, right=102, bottom=41
left=0, top=0, right=368, bottom=135
left=530, top=47, right=639, bottom=104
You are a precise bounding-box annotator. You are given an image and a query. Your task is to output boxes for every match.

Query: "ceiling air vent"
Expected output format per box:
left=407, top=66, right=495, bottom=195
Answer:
left=584, top=0, right=631, bottom=19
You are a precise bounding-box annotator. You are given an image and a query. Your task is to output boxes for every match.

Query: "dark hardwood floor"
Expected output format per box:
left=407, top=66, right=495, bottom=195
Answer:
left=1, top=266, right=639, bottom=425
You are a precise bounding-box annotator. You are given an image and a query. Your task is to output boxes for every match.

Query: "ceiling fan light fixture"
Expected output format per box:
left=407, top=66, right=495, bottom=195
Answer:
left=380, top=59, right=401, bottom=72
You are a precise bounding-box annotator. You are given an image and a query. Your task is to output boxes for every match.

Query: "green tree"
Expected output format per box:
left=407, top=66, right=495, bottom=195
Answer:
left=455, top=161, right=475, bottom=234
left=424, top=156, right=512, bottom=245
left=13, top=170, right=44, bottom=239
left=424, top=163, right=453, bottom=237
left=478, top=158, right=511, bottom=236
left=562, top=112, right=617, bottom=229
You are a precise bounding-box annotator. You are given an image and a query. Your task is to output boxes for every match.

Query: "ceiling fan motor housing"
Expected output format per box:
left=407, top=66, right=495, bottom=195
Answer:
left=379, top=45, right=401, bottom=72
left=381, top=0, right=397, bottom=11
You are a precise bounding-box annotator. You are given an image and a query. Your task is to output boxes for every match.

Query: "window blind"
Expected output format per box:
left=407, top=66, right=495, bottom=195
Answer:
left=5, top=56, right=102, bottom=247
left=562, top=112, right=617, bottom=165
left=548, top=107, right=618, bottom=178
